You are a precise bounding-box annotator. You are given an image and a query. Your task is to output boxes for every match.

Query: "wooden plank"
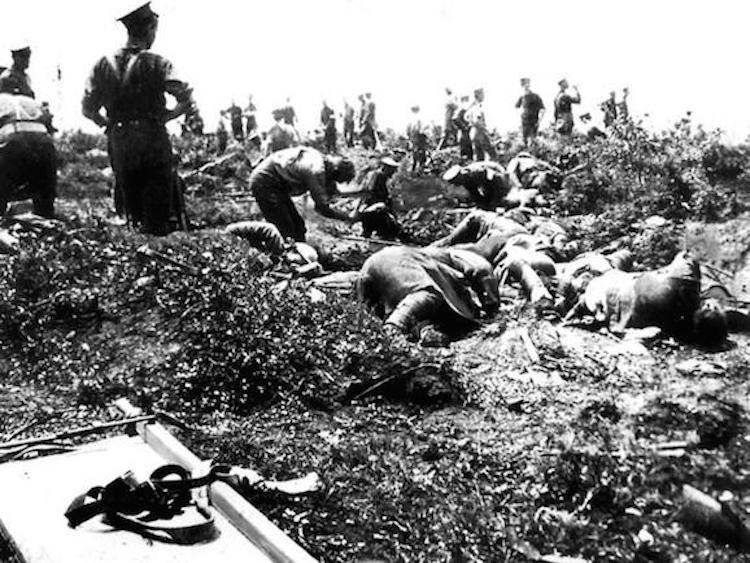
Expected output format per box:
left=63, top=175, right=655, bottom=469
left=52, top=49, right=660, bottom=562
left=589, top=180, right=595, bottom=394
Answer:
left=115, top=401, right=317, bottom=563
left=0, top=436, right=273, bottom=563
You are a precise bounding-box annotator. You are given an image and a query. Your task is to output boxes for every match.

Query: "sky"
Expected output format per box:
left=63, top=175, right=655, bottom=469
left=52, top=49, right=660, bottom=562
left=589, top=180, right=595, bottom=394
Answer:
left=4, top=0, right=750, bottom=141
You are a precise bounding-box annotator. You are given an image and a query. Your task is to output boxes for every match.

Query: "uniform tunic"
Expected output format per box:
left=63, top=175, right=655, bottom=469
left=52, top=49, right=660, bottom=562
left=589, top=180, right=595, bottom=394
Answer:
left=249, top=147, right=338, bottom=241
left=0, top=67, right=34, bottom=98
left=82, top=46, right=193, bottom=234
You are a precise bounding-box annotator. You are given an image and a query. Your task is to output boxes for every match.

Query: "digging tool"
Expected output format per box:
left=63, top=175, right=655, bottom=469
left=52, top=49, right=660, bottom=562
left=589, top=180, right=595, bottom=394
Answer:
left=136, top=244, right=200, bottom=276
left=183, top=152, right=239, bottom=179
left=338, top=234, right=412, bottom=247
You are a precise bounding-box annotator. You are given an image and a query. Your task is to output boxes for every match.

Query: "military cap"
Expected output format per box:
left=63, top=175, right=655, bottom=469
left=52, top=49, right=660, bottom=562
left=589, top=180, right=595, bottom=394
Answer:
left=380, top=157, right=399, bottom=169
left=10, top=44, right=30, bottom=55
left=520, top=77, right=530, bottom=85
left=118, top=1, right=158, bottom=26
left=558, top=78, right=568, bottom=86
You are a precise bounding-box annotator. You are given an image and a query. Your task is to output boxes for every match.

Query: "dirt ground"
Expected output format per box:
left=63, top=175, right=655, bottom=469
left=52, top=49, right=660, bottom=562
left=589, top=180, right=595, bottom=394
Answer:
left=3, top=139, right=750, bottom=562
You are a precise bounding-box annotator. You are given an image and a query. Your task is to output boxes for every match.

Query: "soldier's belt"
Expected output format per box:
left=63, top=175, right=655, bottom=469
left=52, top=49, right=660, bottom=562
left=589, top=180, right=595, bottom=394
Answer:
left=0, top=121, right=47, bottom=139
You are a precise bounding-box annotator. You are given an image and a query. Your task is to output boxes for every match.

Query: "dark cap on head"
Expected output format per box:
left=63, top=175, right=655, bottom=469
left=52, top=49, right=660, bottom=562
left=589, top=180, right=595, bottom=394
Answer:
left=118, top=2, right=158, bottom=28
left=327, top=156, right=355, bottom=182
left=520, top=77, right=530, bottom=85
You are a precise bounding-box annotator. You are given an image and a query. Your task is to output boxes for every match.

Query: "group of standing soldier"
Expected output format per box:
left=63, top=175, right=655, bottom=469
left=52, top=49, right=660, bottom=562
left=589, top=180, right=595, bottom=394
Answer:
left=0, top=0, right=635, bottom=242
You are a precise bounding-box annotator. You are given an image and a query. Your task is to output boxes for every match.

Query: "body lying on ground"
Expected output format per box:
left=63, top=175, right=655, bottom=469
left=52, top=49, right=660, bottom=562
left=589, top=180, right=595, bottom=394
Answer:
left=225, top=220, right=322, bottom=275
left=506, top=152, right=562, bottom=194
left=357, top=246, right=499, bottom=343
left=566, top=251, right=702, bottom=340
left=442, top=162, right=511, bottom=211
left=430, top=209, right=529, bottom=249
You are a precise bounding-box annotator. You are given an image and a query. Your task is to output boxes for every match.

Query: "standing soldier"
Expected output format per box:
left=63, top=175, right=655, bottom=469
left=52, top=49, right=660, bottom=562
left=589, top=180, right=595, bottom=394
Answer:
left=82, top=1, right=194, bottom=235
left=216, top=115, right=229, bottom=154
left=222, top=100, right=244, bottom=141
left=406, top=105, right=429, bottom=174
left=515, top=78, right=545, bottom=146
left=553, top=79, right=581, bottom=136
left=467, top=88, right=496, bottom=161
left=343, top=99, right=355, bottom=148
left=600, top=91, right=617, bottom=128
left=454, top=94, right=473, bottom=160
left=436, top=87, right=458, bottom=150
left=320, top=100, right=337, bottom=154
left=617, top=87, right=630, bottom=122
left=0, top=43, right=34, bottom=98
left=244, top=94, right=260, bottom=148
left=360, top=93, right=378, bottom=150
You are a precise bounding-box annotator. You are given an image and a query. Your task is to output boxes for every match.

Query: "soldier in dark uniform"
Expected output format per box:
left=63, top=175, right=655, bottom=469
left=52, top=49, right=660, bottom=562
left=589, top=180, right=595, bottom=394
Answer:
left=216, top=117, right=229, bottom=154
left=515, top=78, right=545, bottom=146
left=82, top=1, right=194, bottom=235
left=358, top=157, right=401, bottom=239
left=453, top=95, right=473, bottom=160
left=223, top=101, right=244, bottom=141
left=553, top=79, right=581, bottom=136
left=0, top=44, right=34, bottom=98
left=343, top=99, right=355, bottom=147
left=436, top=88, right=458, bottom=150
left=320, top=100, right=336, bottom=153
left=600, top=91, right=617, bottom=128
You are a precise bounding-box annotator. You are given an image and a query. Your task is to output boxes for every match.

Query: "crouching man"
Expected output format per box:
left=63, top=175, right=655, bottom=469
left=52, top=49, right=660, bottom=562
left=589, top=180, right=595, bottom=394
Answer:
left=0, top=93, right=56, bottom=217
left=358, top=157, right=401, bottom=240
left=358, top=246, right=499, bottom=345
left=250, top=146, right=358, bottom=242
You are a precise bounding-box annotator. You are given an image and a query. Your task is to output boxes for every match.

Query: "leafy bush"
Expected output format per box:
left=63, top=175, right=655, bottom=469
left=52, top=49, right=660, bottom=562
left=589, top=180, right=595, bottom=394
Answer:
left=149, top=273, right=435, bottom=413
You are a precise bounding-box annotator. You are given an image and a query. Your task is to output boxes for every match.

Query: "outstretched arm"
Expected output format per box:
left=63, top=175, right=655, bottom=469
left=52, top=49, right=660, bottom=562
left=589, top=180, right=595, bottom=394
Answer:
left=307, top=173, right=357, bottom=223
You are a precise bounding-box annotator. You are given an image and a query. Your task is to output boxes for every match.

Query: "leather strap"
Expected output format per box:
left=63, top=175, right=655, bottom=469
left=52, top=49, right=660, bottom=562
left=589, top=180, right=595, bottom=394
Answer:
left=65, top=463, right=222, bottom=545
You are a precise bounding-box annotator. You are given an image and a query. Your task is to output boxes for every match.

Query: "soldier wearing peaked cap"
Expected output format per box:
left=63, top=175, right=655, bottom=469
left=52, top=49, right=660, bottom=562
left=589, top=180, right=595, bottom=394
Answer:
left=82, top=1, right=194, bottom=235
left=0, top=43, right=35, bottom=98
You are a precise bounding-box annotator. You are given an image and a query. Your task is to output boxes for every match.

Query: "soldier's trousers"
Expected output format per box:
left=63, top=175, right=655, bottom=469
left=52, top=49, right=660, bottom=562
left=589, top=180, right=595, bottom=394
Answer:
left=108, top=122, right=173, bottom=235
left=470, top=126, right=496, bottom=161
left=0, top=132, right=57, bottom=217
left=343, top=121, right=355, bottom=147
left=250, top=177, right=307, bottom=242
left=385, top=289, right=444, bottom=336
